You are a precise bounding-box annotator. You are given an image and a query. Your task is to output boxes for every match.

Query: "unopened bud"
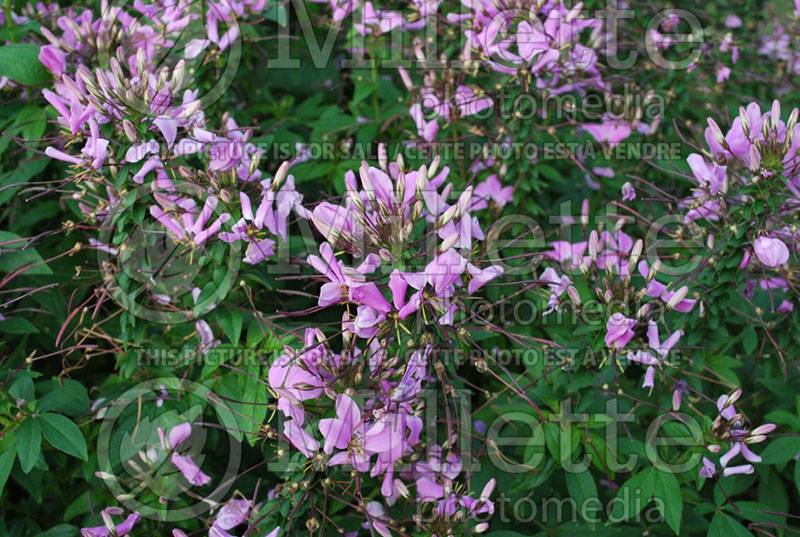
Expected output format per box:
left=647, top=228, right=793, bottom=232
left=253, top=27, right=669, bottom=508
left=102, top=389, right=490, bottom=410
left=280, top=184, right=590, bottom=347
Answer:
left=378, top=143, right=388, bottom=171
left=666, top=285, right=688, bottom=310
left=739, top=106, right=750, bottom=135
left=439, top=234, right=460, bottom=253
left=567, top=285, right=581, bottom=305
left=707, top=118, right=725, bottom=146
left=122, top=119, right=137, bottom=142
left=272, top=161, right=289, bottom=190
left=137, top=48, right=147, bottom=77
left=771, top=99, right=781, bottom=131
left=629, top=239, right=643, bottom=269
left=428, top=155, right=440, bottom=179
left=456, top=186, right=473, bottom=215
left=566, top=1, right=583, bottom=22
left=588, top=230, right=599, bottom=261
left=438, top=204, right=459, bottom=227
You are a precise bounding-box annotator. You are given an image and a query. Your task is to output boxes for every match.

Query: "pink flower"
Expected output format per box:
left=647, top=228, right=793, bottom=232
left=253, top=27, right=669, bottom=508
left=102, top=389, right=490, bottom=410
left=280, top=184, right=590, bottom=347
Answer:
left=716, top=65, right=731, bottom=84
left=81, top=512, right=141, bottom=537
left=725, top=15, right=742, bottom=28
left=621, top=182, right=636, bottom=201
left=466, top=263, right=503, bottom=294
left=583, top=120, right=632, bottom=147
left=363, top=502, right=392, bottom=537
left=637, top=261, right=697, bottom=312
left=214, top=499, right=251, bottom=530
left=628, top=321, right=682, bottom=389
left=319, top=393, right=363, bottom=454
left=753, top=237, right=790, bottom=268
left=700, top=457, right=715, bottom=478
left=604, top=313, right=636, bottom=349
left=169, top=422, right=192, bottom=449
left=39, top=44, right=66, bottom=76
left=170, top=453, right=212, bottom=486
left=472, top=174, right=513, bottom=210
left=283, top=419, right=319, bottom=458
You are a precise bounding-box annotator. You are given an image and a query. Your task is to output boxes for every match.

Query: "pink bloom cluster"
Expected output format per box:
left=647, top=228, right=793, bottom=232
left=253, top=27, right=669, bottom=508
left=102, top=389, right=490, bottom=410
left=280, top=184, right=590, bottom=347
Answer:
left=701, top=391, right=777, bottom=479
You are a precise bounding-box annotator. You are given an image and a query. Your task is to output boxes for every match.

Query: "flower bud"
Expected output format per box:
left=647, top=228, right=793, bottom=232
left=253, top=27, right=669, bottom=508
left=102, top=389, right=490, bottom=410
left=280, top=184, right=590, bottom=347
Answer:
left=629, top=239, right=643, bottom=270
left=272, top=161, right=289, bottom=191
left=739, top=106, right=750, bottom=135
left=122, top=119, right=137, bottom=143
left=394, top=479, right=410, bottom=498
left=707, top=117, right=725, bottom=146
left=566, top=1, right=583, bottom=22
left=438, top=204, right=459, bottom=228
left=171, top=59, right=186, bottom=91
left=666, top=285, right=688, bottom=310
left=771, top=99, right=781, bottom=131
left=137, top=48, right=147, bottom=77
left=588, top=230, right=599, bottom=261
left=567, top=285, right=581, bottom=305
left=456, top=186, right=473, bottom=215
left=378, top=143, right=388, bottom=171
left=428, top=155, right=440, bottom=179
left=750, top=423, right=777, bottom=436
left=439, top=233, right=460, bottom=253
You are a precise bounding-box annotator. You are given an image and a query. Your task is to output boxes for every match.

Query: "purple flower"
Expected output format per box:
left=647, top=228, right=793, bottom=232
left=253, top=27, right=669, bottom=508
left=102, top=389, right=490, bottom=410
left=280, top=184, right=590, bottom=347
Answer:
left=628, top=321, right=682, bottom=389
left=283, top=419, right=319, bottom=459
left=268, top=353, right=324, bottom=405
left=170, top=453, right=212, bottom=486
left=150, top=196, right=231, bottom=247
left=39, top=44, right=66, bottom=76
left=621, top=182, right=636, bottom=202
left=583, top=120, right=632, bottom=147
left=637, top=261, right=697, bottom=312
left=363, top=502, right=392, bottom=537
left=700, top=457, right=715, bottom=478
left=219, top=191, right=277, bottom=264
left=169, top=422, right=192, bottom=449
left=604, top=313, right=636, bottom=349
left=466, top=263, right=503, bottom=294
left=319, top=393, right=363, bottom=454
left=753, top=237, right=790, bottom=268
left=81, top=512, right=141, bottom=537
left=472, top=174, right=513, bottom=210
left=214, top=499, right=251, bottom=531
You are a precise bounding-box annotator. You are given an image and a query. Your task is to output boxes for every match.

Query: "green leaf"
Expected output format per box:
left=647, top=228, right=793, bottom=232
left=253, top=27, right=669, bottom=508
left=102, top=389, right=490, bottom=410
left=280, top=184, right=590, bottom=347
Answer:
left=0, top=231, right=53, bottom=275
left=760, top=436, right=800, bottom=464
left=17, top=417, right=42, bottom=473
left=217, top=309, right=243, bottom=345
left=36, top=379, right=89, bottom=413
left=263, top=3, right=287, bottom=26
left=63, top=493, right=91, bottom=522
left=652, top=470, right=682, bottom=534
left=0, top=316, right=39, bottom=334
left=33, top=524, right=79, bottom=537
left=609, top=467, right=655, bottom=522
left=39, top=413, right=88, bottom=460
left=796, top=460, right=800, bottom=497
left=566, top=470, right=598, bottom=523
left=0, top=445, right=16, bottom=495
left=708, top=513, right=753, bottom=537
left=741, top=325, right=757, bottom=355
left=0, top=158, right=49, bottom=205
left=0, top=44, right=51, bottom=85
